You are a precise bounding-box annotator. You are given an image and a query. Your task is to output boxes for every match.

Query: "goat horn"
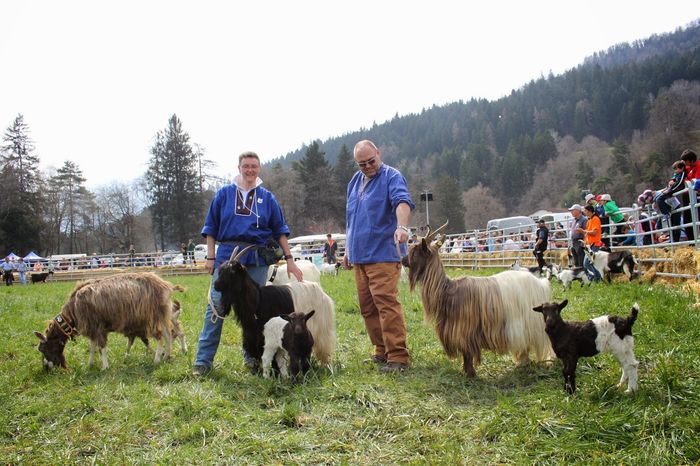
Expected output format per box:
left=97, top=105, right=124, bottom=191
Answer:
left=229, top=246, right=240, bottom=261
left=233, top=245, right=256, bottom=262
left=427, top=220, right=449, bottom=241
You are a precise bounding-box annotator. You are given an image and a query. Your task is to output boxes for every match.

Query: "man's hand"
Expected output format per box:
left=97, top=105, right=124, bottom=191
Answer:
left=343, top=254, right=352, bottom=270
left=285, top=260, right=304, bottom=282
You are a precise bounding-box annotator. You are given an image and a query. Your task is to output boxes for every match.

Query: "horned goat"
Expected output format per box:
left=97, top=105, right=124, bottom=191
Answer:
left=402, top=222, right=553, bottom=377
left=215, top=246, right=335, bottom=372
left=34, top=272, right=184, bottom=370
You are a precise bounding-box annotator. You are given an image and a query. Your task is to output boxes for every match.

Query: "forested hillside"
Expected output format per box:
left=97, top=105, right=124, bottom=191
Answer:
left=268, top=20, right=700, bottom=235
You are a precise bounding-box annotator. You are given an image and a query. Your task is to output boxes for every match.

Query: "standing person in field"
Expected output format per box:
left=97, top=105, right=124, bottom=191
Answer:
left=323, top=233, right=338, bottom=264
left=533, top=219, right=549, bottom=272
left=344, top=140, right=414, bottom=373
left=568, top=204, right=587, bottom=267
left=187, top=239, right=196, bottom=266
left=2, top=257, right=14, bottom=286
left=16, top=257, right=27, bottom=285
left=193, top=150, right=302, bottom=377
left=579, top=205, right=603, bottom=282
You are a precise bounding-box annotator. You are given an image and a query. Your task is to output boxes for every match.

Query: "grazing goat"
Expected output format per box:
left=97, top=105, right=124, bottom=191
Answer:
left=583, top=244, right=637, bottom=283
left=262, top=310, right=315, bottom=382
left=215, top=246, right=335, bottom=372
left=319, top=262, right=341, bottom=276
left=34, top=273, right=184, bottom=370
left=31, top=271, right=54, bottom=283
left=402, top=222, right=553, bottom=377
left=554, top=267, right=591, bottom=289
left=267, top=259, right=321, bottom=285
left=125, top=300, right=187, bottom=355
left=532, top=300, right=639, bottom=394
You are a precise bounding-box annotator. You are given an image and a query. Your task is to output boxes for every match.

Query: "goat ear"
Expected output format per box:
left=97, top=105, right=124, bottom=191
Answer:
left=532, top=305, right=543, bottom=313
left=34, top=331, right=46, bottom=342
left=559, top=299, right=568, bottom=311
left=420, top=238, right=429, bottom=251
left=279, top=313, right=291, bottom=322
left=305, top=310, right=315, bottom=321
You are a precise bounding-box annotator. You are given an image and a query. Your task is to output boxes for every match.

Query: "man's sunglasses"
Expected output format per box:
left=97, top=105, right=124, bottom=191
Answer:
left=356, top=156, right=377, bottom=168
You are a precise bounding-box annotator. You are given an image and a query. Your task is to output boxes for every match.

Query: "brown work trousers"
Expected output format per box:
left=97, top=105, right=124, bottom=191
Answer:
left=354, top=262, right=409, bottom=364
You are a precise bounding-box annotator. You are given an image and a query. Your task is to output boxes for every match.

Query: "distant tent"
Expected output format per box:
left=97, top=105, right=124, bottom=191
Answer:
left=23, top=251, right=44, bottom=262
left=5, top=252, right=19, bottom=261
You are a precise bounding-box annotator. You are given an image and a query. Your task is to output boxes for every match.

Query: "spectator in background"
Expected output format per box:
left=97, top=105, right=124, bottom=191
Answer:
left=617, top=225, right=637, bottom=246
left=533, top=219, right=549, bottom=272
left=680, top=149, right=697, bottom=242
left=2, top=257, right=14, bottom=286
left=599, top=194, right=625, bottom=245
left=323, top=233, right=338, bottom=264
left=503, top=235, right=519, bottom=251
left=579, top=205, right=603, bottom=282
left=129, top=244, right=136, bottom=267
left=16, top=258, right=27, bottom=285
left=187, top=239, right=197, bottom=266
left=568, top=203, right=587, bottom=267
left=180, top=242, right=188, bottom=265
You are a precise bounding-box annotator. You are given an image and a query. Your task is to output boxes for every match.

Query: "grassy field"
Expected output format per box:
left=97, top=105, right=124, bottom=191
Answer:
left=1, top=268, right=699, bottom=464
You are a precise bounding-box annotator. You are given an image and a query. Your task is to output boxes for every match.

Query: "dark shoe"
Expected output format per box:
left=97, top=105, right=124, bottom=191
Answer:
left=365, top=355, right=387, bottom=365
left=192, top=365, right=211, bottom=377
left=379, top=361, right=409, bottom=373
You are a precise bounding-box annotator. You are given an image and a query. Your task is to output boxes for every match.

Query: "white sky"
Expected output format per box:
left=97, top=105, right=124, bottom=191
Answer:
left=1, top=1, right=699, bottom=188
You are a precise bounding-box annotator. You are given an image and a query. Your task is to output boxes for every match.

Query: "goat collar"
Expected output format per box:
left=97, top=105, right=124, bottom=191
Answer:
left=53, top=313, right=78, bottom=339
left=268, top=265, right=279, bottom=283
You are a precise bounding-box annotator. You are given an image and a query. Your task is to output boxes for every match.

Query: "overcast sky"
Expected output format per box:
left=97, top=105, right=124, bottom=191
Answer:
left=1, top=1, right=699, bottom=188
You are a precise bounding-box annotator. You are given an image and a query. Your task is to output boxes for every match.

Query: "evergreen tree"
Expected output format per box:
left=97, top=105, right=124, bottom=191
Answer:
left=0, top=114, right=43, bottom=254
left=334, top=144, right=355, bottom=189
left=433, top=175, right=466, bottom=234
left=51, top=161, right=88, bottom=254
left=146, top=114, right=204, bottom=249
left=293, top=141, right=343, bottom=232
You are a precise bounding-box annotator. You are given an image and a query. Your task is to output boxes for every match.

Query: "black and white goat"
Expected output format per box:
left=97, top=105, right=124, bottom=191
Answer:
left=582, top=244, right=637, bottom=283
left=532, top=299, right=639, bottom=395
left=319, top=262, right=341, bottom=276
left=554, top=267, right=591, bottom=289
left=510, top=260, right=556, bottom=279
left=262, top=310, right=315, bottom=382
left=215, top=246, right=335, bottom=372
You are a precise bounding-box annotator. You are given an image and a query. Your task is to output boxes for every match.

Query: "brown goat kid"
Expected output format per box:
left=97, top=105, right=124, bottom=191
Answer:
left=125, top=300, right=187, bottom=355
left=34, top=273, right=185, bottom=370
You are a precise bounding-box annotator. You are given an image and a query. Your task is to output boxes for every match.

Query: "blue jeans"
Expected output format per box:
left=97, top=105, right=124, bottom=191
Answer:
left=583, top=245, right=602, bottom=282
left=194, top=264, right=269, bottom=369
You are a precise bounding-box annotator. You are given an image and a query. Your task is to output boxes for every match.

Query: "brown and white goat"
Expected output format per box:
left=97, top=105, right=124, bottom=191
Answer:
left=34, top=272, right=185, bottom=370
left=125, top=300, right=187, bottom=355
left=401, top=221, right=553, bottom=377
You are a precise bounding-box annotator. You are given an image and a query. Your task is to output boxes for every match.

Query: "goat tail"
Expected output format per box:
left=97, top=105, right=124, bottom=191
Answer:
left=628, top=302, right=640, bottom=326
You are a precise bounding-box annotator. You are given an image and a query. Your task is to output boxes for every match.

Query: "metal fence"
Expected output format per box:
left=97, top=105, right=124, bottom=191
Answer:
left=438, top=186, right=700, bottom=280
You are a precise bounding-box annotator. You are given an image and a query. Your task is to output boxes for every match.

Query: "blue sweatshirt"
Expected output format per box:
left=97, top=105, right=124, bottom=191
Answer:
left=346, top=164, right=414, bottom=264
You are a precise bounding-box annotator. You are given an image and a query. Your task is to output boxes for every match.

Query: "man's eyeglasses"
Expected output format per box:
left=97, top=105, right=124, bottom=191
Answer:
left=356, top=156, right=377, bottom=168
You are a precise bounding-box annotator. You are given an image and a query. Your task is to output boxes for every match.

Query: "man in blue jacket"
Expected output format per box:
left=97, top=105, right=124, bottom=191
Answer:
left=344, top=140, right=414, bottom=373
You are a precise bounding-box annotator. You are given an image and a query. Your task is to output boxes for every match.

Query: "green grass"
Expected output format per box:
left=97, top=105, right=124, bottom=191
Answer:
left=1, top=270, right=699, bottom=464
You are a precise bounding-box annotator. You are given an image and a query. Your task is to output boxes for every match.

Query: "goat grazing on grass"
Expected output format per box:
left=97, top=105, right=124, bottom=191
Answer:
left=34, top=273, right=184, bottom=370
left=215, top=246, right=335, bottom=372
left=267, top=259, right=320, bottom=285
left=582, top=244, right=637, bottom=283
left=532, top=300, right=639, bottom=394
left=125, top=300, right=187, bottom=355
left=554, top=267, right=591, bottom=289
left=262, top=310, right=315, bottom=382
left=402, top=222, right=553, bottom=377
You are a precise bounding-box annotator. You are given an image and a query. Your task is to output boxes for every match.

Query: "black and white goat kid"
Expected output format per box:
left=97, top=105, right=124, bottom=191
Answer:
left=214, top=246, right=335, bottom=373
left=510, top=260, right=556, bottom=279
left=532, top=299, right=639, bottom=395
left=582, top=243, right=637, bottom=283
left=262, top=310, right=315, bottom=383
left=554, top=267, right=591, bottom=289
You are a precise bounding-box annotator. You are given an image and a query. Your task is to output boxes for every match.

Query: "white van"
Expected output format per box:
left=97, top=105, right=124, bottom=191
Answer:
left=486, top=216, right=536, bottom=237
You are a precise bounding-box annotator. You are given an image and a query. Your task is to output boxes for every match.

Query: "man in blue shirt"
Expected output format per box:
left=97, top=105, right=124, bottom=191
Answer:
left=344, top=140, right=414, bottom=373
left=193, top=151, right=302, bottom=376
